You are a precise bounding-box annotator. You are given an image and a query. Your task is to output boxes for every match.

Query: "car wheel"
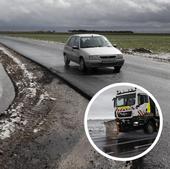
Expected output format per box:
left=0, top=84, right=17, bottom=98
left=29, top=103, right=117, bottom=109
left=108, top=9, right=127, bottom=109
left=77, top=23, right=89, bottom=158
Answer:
left=64, top=54, right=70, bottom=66
left=114, top=66, right=121, bottom=73
left=79, top=58, right=86, bottom=71
left=144, top=121, right=155, bottom=134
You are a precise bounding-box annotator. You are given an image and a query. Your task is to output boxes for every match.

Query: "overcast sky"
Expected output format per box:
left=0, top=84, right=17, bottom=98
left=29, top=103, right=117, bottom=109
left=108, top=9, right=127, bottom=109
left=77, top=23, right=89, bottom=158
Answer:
left=0, top=0, right=170, bottom=32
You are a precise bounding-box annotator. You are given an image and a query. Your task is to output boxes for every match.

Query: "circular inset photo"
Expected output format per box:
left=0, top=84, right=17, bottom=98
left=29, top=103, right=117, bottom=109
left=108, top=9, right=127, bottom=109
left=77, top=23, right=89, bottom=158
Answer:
left=84, top=83, right=163, bottom=161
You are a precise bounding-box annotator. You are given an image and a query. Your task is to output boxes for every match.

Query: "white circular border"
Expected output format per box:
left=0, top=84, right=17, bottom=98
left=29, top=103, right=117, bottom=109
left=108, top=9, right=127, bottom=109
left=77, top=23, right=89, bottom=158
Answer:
left=84, top=83, right=163, bottom=161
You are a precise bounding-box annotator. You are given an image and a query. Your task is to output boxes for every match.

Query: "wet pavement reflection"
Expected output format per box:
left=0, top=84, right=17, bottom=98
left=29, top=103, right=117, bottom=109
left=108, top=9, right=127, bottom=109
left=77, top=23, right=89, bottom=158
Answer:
left=91, top=130, right=157, bottom=158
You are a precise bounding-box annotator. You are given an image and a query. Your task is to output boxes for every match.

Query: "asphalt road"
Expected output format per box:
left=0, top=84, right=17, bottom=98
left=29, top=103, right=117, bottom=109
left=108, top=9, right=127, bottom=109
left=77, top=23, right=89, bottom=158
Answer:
left=0, top=36, right=170, bottom=168
left=93, top=130, right=157, bottom=158
left=0, top=63, right=15, bottom=114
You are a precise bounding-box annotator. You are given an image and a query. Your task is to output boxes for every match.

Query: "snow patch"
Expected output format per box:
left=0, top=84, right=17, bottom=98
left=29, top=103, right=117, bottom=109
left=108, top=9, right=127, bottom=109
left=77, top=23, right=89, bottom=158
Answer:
left=0, top=47, right=53, bottom=139
left=0, top=101, right=27, bottom=139
left=33, top=128, right=39, bottom=133
left=37, top=91, right=56, bottom=105
left=33, top=120, right=44, bottom=133
left=0, top=46, right=37, bottom=100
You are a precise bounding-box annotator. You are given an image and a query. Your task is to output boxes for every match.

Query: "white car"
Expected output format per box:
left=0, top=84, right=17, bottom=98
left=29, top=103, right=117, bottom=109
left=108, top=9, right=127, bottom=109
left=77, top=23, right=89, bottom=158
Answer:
left=63, top=34, right=124, bottom=72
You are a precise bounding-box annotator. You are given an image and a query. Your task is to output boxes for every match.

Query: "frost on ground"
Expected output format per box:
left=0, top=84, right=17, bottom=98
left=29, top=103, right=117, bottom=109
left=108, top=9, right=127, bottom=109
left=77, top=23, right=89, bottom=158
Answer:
left=122, top=48, right=170, bottom=63
left=0, top=46, right=55, bottom=140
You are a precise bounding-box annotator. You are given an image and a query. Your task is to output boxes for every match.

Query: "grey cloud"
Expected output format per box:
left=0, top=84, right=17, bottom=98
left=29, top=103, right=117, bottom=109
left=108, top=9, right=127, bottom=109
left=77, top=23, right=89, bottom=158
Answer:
left=0, top=0, right=170, bottom=32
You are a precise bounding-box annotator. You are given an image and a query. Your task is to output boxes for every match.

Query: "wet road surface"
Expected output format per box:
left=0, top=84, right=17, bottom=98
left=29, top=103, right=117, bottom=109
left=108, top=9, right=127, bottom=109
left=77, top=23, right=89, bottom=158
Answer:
left=92, top=131, right=157, bottom=158
left=0, top=36, right=170, bottom=168
left=88, top=120, right=157, bottom=159
left=0, top=63, right=15, bottom=114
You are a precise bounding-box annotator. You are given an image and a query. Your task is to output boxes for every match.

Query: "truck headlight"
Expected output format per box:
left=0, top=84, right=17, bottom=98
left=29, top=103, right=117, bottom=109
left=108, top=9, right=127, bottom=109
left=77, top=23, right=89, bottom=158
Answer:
left=89, top=55, right=100, bottom=60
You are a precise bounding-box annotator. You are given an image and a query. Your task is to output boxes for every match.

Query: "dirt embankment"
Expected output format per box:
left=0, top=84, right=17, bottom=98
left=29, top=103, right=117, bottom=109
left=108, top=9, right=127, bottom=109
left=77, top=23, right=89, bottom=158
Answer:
left=0, top=46, right=55, bottom=140
left=0, top=45, right=127, bottom=169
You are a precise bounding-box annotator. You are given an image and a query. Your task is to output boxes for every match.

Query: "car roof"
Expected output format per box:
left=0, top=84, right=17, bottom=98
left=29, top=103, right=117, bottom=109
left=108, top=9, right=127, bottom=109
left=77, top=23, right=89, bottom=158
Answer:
left=72, top=34, right=102, bottom=37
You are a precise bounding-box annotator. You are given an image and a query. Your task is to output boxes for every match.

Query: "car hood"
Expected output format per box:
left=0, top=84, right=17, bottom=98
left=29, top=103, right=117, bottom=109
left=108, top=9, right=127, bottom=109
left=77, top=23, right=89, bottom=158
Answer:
left=81, top=47, right=122, bottom=56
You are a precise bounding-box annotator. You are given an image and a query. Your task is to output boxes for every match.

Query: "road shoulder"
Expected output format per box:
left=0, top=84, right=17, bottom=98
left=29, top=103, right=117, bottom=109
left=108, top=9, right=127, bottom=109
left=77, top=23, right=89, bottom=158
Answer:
left=0, top=63, right=15, bottom=114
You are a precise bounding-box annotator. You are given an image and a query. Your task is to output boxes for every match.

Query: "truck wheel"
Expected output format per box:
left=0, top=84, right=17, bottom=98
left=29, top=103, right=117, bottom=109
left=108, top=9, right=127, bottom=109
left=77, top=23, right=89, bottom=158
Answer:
left=64, top=54, right=70, bottom=66
left=114, top=66, right=121, bottom=73
left=144, top=122, right=154, bottom=134
left=79, top=58, right=86, bottom=72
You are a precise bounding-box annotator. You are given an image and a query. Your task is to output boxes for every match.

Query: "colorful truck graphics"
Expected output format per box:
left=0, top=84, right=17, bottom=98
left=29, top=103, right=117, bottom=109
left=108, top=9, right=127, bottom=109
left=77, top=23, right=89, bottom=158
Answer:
left=113, top=88, right=159, bottom=133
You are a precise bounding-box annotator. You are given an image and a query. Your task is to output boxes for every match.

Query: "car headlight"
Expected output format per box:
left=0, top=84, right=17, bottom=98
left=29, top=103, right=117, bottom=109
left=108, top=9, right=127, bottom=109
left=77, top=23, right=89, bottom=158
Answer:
left=116, top=54, right=123, bottom=59
left=89, top=55, right=100, bottom=60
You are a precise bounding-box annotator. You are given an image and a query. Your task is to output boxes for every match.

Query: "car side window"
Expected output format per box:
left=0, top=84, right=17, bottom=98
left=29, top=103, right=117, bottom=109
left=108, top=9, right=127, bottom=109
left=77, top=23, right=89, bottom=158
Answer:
left=67, top=37, right=75, bottom=47
left=73, top=37, right=80, bottom=47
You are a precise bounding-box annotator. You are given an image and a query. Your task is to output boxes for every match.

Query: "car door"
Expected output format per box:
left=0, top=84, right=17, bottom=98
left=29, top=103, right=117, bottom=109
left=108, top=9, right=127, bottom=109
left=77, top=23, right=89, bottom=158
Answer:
left=65, top=36, right=75, bottom=61
left=72, top=36, right=80, bottom=63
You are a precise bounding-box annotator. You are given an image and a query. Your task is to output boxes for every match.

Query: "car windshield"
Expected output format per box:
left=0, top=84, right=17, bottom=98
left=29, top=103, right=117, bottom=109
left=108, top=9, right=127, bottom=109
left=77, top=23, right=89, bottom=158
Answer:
left=116, top=94, right=136, bottom=107
left=80, top=36, right=112, bottom=48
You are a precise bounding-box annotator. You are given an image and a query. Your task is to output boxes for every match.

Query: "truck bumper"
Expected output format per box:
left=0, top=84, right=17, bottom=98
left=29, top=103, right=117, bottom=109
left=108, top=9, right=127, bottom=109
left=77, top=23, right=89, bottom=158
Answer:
left=116, top=116, right=147, bottom=132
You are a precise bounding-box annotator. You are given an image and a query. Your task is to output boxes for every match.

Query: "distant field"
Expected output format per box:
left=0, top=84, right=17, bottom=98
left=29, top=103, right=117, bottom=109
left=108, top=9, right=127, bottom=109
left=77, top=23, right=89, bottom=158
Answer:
left=3, top=33, right=170, bottom=53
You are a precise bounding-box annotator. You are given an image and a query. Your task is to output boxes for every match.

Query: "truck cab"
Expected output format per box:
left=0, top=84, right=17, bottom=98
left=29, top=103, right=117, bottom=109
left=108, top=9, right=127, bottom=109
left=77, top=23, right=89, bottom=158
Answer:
left=113, top=88, right=159, bottom=133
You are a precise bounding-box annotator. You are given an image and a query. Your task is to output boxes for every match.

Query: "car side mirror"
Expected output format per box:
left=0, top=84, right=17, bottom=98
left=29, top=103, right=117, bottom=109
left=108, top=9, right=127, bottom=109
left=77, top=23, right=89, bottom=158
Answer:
left=72, top=46, right=79, bottom=50
left=113, top=44, right=117, bottom=48
left=112, top=98, right=116, bottom=107
left=136, top=105, right=140, bottom=108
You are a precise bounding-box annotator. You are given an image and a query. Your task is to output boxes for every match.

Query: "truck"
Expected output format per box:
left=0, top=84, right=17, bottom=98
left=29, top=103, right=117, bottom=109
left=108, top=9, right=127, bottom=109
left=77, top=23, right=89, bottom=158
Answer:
left=112, top=88, right=159, bottom=134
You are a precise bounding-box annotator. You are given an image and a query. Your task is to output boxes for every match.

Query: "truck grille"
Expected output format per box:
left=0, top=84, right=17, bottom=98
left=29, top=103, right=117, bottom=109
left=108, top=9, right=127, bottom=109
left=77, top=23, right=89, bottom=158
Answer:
left=117, top=111, right=132, bottom=118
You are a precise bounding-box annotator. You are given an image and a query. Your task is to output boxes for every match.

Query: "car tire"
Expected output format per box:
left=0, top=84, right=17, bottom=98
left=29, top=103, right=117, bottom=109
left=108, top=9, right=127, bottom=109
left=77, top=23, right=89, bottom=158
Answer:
left=79, top=58, right=86, bottom=72
left=144, top=121, right=155, bottom=134
left=64, top=54, right=70, bottom=66
left=114, top=66, right=122, bottom=73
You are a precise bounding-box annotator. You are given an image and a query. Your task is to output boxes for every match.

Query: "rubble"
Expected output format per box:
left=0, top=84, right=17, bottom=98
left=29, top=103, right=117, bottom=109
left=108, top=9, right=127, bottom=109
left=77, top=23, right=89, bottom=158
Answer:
left=132, top=48, right=153, bottom=54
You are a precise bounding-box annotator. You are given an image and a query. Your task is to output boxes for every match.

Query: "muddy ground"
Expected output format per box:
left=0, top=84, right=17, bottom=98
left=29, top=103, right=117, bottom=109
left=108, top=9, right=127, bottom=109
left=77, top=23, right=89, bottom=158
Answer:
left=0, top=45, right=127, bottom=169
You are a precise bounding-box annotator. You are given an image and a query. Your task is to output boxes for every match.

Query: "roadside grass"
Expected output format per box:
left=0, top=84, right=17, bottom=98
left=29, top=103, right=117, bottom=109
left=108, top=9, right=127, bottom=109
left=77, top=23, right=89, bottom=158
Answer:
left=105, top=34, right=170, bottom=53
left=3, top=33, right=170, bottom=53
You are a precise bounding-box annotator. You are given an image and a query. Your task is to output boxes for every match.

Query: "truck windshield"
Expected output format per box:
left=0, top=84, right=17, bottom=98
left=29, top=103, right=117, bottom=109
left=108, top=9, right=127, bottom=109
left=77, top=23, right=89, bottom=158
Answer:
left=80, top=36, right=112, bottom=48
left=116, top=93, right=136, bottom=107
